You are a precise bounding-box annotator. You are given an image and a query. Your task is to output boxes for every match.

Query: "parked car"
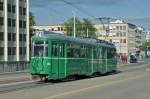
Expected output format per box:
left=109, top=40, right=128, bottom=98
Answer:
left=130, top=55, right=137, bottom=63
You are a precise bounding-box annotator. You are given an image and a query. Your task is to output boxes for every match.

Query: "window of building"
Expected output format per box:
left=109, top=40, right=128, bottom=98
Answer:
left=120, top=32, right=123, bottom=37
left=0, top=32, right=4, bottom=41
left=116, top=32, right=120, bottom=37
left=8, top=47, right=11, bottom=55
left=23, top=21, right=26, bottom=28
left=123, top=32, right=126, bottom=37
left=23, top=47, right=26, bottom=55
left=0, top=47, right=4, bottom=56
left=8, top=4, right=11, bottom=12
left=12, top=47, right=16, bottom=55
left=19, top=34, right=22, bottom=41
left=12, top=19, right=16, bottom=27
left=0, top=17, right=3, bottom=26
left=120, top=26, right=123, bottom=30
left=12, top=5, right=16, bottom=13
left=12, top=33, right=16, bottom=41
left=8, top=33, right=12, bottom=41
left=0, top=2, right=3, bottom=11
left=120, top=39, right=122, bottom=43
left=52, top=28, right=54, bottom=31
left=23, top=8, right=26, bottom=15
left=8, top=18, right=12, bottom=27
left=123, top=26, right=126, bottom=30
left=19, top=7, right=23, bottom=15
left=19, top=20, right=23, bottom=28
left=61, top=27, right=63, bottom=31
left=123, top=39, right=126, bottom=43
left=116, top=26, right=119, bottom=30
left=23, top=34, right=26, bottom=41
left=110, top=39, right=112, bottom=42
left=57, top=27, right=60, bottom=31
left=19, top=47, right=22, bottom=55
left=20, top=47, right=26, bottom=55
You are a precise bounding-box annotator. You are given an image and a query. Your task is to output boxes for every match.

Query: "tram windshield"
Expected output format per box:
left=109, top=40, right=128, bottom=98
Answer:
left=32, top=41, right=48, bottom=57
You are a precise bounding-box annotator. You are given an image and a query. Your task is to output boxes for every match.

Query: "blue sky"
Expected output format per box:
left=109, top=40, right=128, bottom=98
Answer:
left=30, top=0, right=150, bottom=29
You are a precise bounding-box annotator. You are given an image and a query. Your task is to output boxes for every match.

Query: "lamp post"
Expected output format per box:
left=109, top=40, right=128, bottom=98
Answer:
left=73, top=11, right=76, bottom=38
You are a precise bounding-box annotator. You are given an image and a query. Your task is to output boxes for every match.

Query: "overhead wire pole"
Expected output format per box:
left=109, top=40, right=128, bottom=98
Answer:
left=94, top=16, right=111, bottom=41
left=73, top=11, right=76, bottom=38
left=87, top=28, right=89, bottom=38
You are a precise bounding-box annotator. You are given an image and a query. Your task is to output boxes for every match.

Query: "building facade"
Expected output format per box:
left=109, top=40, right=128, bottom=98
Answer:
left=145, top=30, right=150, bottom=42
left=32, top=24, right=65, bottom=34
left=95, top=21, right=139, bottom=57
left=0, top=0, right=29, bottom=72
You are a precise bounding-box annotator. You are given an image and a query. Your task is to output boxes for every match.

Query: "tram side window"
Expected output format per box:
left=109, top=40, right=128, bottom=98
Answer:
left=101, top=48, right=106, bottom=59
left=67, top=44, right=81, bottom=58
left=52, top=43, right=58, bottom=57
left=80, top=45, right=86, bottom=58
left=60, top=44, right=64, bottom=57
left=67, top=44, right=73, bottom=57
left=72, top=44, right=80, bottom=58
left=107, top=49, right=116, bottom=59
left=99, top=48, right=102, bottom=59
left=93, top=48, right=98, bottom=59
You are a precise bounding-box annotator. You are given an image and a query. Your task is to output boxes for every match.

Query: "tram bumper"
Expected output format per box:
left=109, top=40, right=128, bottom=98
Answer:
left=30, top=57, right=50, bottom=76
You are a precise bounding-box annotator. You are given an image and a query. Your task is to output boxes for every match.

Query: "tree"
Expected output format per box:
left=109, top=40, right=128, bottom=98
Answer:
left=29, top=12, right=36, bottom=35
left=82, top=18, right=97, bottom=38
left=140, top=41, right=150, bottom=52
left=64, top=17, right=97, bottom=38
left=64, top=17, right=82, bottom=37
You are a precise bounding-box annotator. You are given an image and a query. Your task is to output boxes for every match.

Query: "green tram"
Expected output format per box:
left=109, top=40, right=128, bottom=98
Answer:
left=30, top=31, right=117, bottom=80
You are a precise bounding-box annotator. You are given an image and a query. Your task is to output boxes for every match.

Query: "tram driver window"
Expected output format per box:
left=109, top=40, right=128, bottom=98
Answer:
left=33, top=42, right=48, bottom=57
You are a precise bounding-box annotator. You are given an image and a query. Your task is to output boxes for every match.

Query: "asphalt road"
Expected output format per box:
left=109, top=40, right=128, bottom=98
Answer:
left=0, top=72, right=30, bottom=84
left=0, top=61, right=150, bottom=99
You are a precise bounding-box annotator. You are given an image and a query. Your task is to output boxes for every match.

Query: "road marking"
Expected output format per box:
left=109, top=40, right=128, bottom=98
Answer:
left=43, top=73, right=150, bottom=99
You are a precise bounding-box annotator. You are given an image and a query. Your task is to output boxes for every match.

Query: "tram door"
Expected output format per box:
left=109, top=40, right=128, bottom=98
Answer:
left=51, top=42, right=65, bottom=79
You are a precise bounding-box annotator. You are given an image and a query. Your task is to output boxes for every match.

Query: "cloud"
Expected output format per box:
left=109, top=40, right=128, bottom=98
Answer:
left=30, top=0, right=128, bottom=8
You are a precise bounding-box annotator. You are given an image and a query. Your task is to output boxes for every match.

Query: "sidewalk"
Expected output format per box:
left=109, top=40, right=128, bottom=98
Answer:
left=0, top=70, right=30, bottom=84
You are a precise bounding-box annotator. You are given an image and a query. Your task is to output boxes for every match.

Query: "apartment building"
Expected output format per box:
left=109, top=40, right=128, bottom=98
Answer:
left=0, top=0, right=29, bottom=72
left=95, top=20, right=140, bottom=57
left=32, top=24, right=65, bottom=34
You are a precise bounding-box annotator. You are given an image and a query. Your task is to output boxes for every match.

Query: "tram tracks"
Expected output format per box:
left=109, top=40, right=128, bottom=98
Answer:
left=0, top=61, right=150, bottom=94
left=0, top=80, right=53, bottom=94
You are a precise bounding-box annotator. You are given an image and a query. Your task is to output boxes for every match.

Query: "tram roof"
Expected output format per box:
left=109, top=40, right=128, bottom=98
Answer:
left=33, top=31, right=116, bottom=48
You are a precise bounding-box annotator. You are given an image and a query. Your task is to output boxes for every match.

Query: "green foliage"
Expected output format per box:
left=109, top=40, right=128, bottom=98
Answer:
left=64, top=17, right=82, bottom=37
left=64, top=17, right=97, bottom=38
left=30, top=12, right=36, bottom=35
left=82, top=18, right=97, bottom=38
left=140, top=41, right=150, bottom=51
